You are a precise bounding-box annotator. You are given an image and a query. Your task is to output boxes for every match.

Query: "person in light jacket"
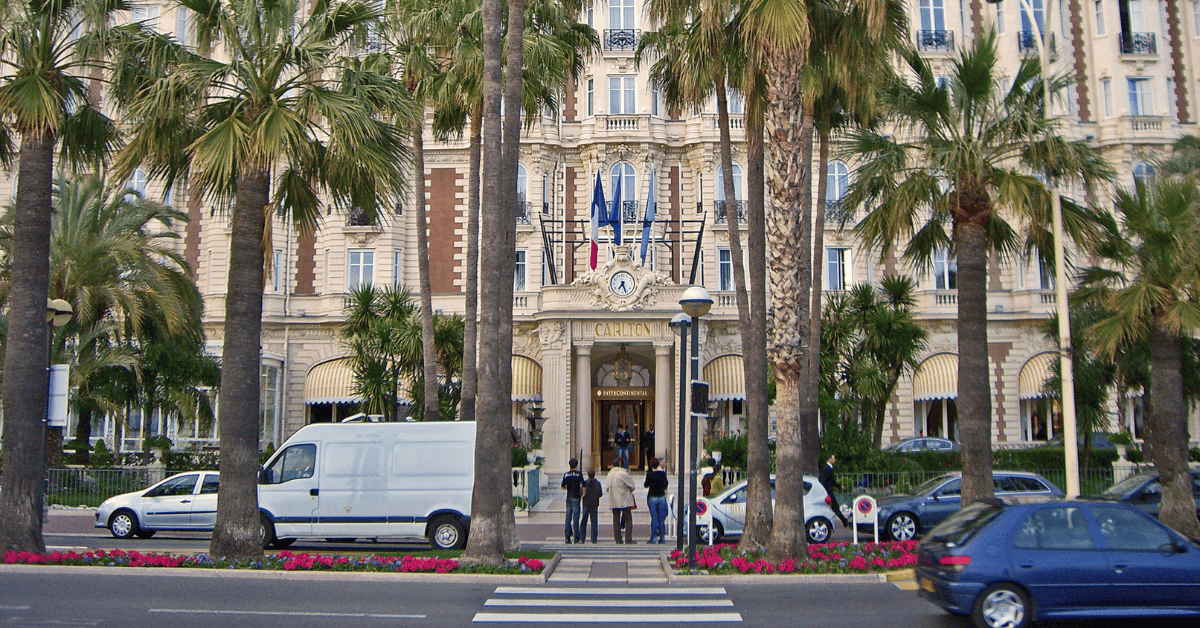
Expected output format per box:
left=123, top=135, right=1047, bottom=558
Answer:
left=605, top=463, right=636, bottom=544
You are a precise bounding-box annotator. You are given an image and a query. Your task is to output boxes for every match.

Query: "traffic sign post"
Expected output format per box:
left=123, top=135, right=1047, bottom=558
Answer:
left=852, top=495, right=878, bottom=544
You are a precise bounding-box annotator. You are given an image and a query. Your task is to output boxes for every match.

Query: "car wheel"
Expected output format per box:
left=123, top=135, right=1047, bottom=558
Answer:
left=806, top=517, right=832, bottom=544
left=108, top=510, right=140, bottom=540
left=887, top=512, right=919, bottom=541
left=260, top=514, right=277, bottom=550
left=428, top=516, right=467, bottom=550
left=971, top=583, right=1030, bottom=628
left=134, top=530, right=156, bottom=539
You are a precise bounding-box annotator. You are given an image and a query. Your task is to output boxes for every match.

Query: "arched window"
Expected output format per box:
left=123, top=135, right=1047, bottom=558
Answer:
left=715, top=164, right=743, bottom=201
left=125, top=169, right=148, bottom=201
left=826, top=161, right=849, bottom=205
left=609, top=162, right=636, bottom=212
left=1133, top=162, right=1155, bottom=186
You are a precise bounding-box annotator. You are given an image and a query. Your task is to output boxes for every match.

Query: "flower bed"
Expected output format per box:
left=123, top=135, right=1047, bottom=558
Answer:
left=670, top=540, right=918, bottom=575
left=3, top=549, right=545, bottom=575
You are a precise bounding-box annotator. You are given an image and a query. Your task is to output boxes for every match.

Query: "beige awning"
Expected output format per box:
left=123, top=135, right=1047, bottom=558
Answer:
left=512, top=355, right=543, bottom=402
left=913, top=353, right=958, bottom=401
left=304, top=358, right=359, bottom=405
left=1019, top=352, right=1057, bottom=400
left=703, top=354, right=746, bottom=401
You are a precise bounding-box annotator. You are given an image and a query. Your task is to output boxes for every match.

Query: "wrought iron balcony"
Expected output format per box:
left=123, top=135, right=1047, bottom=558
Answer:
left=1119, top=32, right=1156, bottom=55
left=714, top=200, right=746, bottom=223
left=346, top=207, right=376, bottom=227
left=916, top=30, right=954, bottom=53
left=824, top=199, right=854, bottom=224
left=618, top=200, right=639, bottom=223
left=603, top=29, right=640, bottom=51
left=515, top=201, right=531, bottom=225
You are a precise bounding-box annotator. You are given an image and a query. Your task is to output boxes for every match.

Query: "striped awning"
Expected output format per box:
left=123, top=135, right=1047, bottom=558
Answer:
left=703, top=354, right=746, bottom=401
left=512, top=355, right=543, bottom=402
left=305, top=358, right=360, bottom=405
left=1019, top=352, right=1057, bottom=400
left=912, top=353, right=958, bottom=401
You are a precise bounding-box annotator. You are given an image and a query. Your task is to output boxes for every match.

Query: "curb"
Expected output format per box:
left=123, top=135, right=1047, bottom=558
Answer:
left=663, top=563, right=912, bottom=585
left=539, top=552, right=562, bottom=583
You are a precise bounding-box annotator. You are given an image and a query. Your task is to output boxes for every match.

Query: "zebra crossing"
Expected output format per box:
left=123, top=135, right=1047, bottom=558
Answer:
left=472, top=586, right=742, bottom=624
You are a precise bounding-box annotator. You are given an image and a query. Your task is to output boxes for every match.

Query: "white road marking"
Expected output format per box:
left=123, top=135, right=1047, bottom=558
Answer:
left=491, top=587, right=725, bottom=595
left=0, top=607, right=31, bottom=611
left=485, top=599, right=733, bottom=607
left=473, top=612, right=742, bottom=623
left=149, top=609, right=424, bottom=619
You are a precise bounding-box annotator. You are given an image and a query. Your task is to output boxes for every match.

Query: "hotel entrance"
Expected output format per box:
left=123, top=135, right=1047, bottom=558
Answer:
left=594, top=394, right=654, bottom=470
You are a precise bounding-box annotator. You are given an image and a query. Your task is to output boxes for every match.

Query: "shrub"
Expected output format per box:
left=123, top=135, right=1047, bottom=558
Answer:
left=89, top=441, right=115, bottom=467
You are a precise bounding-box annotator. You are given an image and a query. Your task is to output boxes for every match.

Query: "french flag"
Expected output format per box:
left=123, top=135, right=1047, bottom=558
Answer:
left=590, top=171, right=606, bottom=269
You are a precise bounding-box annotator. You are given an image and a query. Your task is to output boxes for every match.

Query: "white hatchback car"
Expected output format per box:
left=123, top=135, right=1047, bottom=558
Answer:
left=696, top=475, right=839, bottom=544
left=94, top=471, right=219, bottom=539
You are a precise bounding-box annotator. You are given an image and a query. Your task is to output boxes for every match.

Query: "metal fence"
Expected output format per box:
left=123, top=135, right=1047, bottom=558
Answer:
left=47, top=467, right=155, bottom=508
left=832, top=468, right=1116, bottom=503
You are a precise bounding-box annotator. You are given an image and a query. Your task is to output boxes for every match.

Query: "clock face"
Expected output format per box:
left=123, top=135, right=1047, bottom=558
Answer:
left=609, top=271, right=636, bottom=297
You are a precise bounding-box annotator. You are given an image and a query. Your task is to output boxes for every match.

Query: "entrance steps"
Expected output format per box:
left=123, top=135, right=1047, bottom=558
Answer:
left=543, top=541, right=671, bottom=584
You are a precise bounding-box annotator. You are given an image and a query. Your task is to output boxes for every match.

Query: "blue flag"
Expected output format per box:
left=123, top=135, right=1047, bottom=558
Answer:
left=640, top=170, right=656, bottom=265
left=609, top=172, right=623, bottom=245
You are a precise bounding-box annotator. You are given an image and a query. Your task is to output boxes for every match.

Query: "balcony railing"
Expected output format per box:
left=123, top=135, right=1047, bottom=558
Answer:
left=603, top=29, right=640, bottom=51
left=714, top=200, right=746, bottom=223
left=1119, top=32, right=1156, bottom=55
left=711, top=115, right=745, bottom=129
left=612, top=200, right=639, bottom=223
left=516, top=201, right=531, bottom=225
left=916, top=30, right=954, bottom=53
left=1128, top=116, right=1164, bottom=132
left=824, top=199, right=853, bottom=224
left=606, top=116, right=640, bottom=132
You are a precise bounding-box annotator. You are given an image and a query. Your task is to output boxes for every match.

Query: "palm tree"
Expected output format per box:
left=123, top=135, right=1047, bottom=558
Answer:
left=1077, top=176, right=1200, bottom=537
left=112, top=0, right=413, bottom=560
left=842, top=31, right=1113, bottom=507
left=0, top=0, right=124, bottom=553
left=341, top=285, right=418, bottom=422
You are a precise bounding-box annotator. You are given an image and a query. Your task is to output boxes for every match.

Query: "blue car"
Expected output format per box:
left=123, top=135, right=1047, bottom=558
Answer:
left=863, top=471, right=1063, bottom=541
left=916, top=498, right=1200, bottom=628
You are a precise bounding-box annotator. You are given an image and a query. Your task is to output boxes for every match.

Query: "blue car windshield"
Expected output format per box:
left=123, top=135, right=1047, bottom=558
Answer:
left=925, top=502, right=1003, bottom=548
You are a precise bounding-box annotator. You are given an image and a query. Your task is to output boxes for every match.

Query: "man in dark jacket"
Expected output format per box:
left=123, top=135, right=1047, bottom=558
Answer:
left=820, top=454, right=851, bottom=527
left=561, top=458, right=584, bottom=543
left=580, top=470, right=603, bottom=544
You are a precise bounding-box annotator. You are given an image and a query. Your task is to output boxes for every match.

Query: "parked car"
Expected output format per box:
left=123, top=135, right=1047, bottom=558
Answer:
left=95, top=471, right=220, bottom=539
left=882, top=437, right=960, bottom=453
left=1037, top=432, right=1119, bottom=450
left=696, top=475, right=838, bottom=544
left=1094, top=470, right=1200, bottom=519
left=916, top=498, right=1200, bottom=628
left=861, top=471, right=1063, bottom=541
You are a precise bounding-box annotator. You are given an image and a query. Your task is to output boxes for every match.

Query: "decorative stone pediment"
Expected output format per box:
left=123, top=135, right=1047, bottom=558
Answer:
left=572, top=244, right=673, bottom=312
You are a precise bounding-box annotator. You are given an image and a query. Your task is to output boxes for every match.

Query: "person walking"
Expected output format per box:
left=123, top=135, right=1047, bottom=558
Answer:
left=613, top=424, right=631, bottom=469
left=820, top=454, right=852, bottom=527
left=644, top=457, right=669, bottom=544
left=605, top=463, right=636, bottom=544
left=580, top=469, right=602, bottom=543
left=561, top=458, right=584, bottom=543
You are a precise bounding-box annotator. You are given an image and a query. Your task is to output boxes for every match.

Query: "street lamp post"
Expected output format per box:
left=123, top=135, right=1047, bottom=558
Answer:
left=679, top=286, right=712, bottom=569
left=988, top=0, right=1080, bottom=498
left=669, top=313, right=690, bottom=551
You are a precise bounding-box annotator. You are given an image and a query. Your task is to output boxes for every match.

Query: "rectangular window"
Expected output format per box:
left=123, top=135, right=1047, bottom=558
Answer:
left=130, top=4, right=160, bottom=31
left=1194, top=1, right=1200, bottom=36
left=583, top=1, right=593, bottom=27
left=1168, top=78, right=1177, bottom=119
left=719, top=248, right=734, bottom=291
left=1128, top=77, right=1154, bottom=116
left=1038, top=254, right=1056, bottom=290
left=608, top=76, right=636, bottom=114
left=727, top=90, right=744, bottom=115
left=1101, top=78, right=1113, bottom=117
left=514, top=250, right=526, bottom=291
left=1128, top=0, right=1147, bottom=31
left=174, top=7, right=191, bottom=44
left=393, top=249, right=404, bottom=287
left=608, top=0, right=635, bottom=30
left=997, top=4, right=1006, bottom=34
left=920, top=0, right=946, bottom=31
left=1020, top=0, right=1044, bottom=35
left=272, top=249, right=283, bottom=293
left=347, top=249, right=374, bottom=291
left=933, top=248, right=957, bottom=290
left=651, top=83, right=662, bottom=118
left=1096, top=1, right=1106, bottom=35
left=826, top=247, right=850, bottom=291
left=586, top=78, right=594, bottom=116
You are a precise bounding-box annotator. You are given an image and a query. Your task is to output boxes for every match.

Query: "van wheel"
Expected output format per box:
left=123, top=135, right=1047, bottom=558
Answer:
left=429, top=516, right=467, bottom=550
left=260, top=515, right=277, bottom=550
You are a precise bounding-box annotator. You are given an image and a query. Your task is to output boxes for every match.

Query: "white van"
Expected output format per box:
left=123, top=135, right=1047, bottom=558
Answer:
left=258, top=420, right=475, bottom=550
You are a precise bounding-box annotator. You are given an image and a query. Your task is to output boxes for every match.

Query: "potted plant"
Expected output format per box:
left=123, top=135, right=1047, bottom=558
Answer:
left=1110, top=430, right=1134, bottom=461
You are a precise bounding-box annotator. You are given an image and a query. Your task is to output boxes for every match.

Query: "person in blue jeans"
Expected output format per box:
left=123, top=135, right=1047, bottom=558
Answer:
left=561, top=458, right=584, bottom=543
left=613, top=424, right=631, bottom=469
left=644, top=457, right=669, bottom=544
left=580, top=469, right=603, bottom=543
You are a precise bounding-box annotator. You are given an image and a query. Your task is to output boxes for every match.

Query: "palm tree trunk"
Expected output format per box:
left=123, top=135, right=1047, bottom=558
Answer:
left=0, top=134, right=56, bottom=554
left=1147, top=324, right=1200, bottom=536
left=808, top=124, right=831, bottom=455
left=460, top=0, right=509, bottom=567
left=209, top=169, right=270, bottom=561
left=414, top=126, right=439, bottom=422
left=764, top=44, right=811, bottom=562
left=954, top=217, right=994, bottom=505
left=794, top=105, right=819, bottom=475
left=461, top=104, right=483, bottom=423
left=738, top=85, right=773, bottom=552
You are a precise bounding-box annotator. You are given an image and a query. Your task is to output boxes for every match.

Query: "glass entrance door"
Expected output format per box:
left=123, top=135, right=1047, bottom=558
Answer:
left=598, top=400, right=653, bottom=470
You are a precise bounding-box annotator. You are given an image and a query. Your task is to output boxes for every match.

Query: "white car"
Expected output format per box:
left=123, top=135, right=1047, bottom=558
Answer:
left=696, top=475, right=839, bottom=544
left=94, top=471, right=219, bottom=539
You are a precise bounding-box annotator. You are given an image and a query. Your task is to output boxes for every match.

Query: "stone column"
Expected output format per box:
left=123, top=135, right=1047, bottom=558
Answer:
left=574, top=342, right=594, bottom=472
left=654, top=343, right=673, bottom=466
left=541, top=349, right=570, bottom=477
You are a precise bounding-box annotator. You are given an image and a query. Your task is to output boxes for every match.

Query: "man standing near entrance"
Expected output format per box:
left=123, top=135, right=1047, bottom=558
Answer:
left=614, top=423, right=631, bottom=469
left=606, top=462, right=636, bottom=543
left=562, top=458, right=584, bottom=543
left=640, top=428, right=655, bottom=471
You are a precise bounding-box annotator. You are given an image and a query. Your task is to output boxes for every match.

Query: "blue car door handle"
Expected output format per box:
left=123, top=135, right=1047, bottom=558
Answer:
left=1019, top=563, right=1034, bottom=569
left=180, top=500, right=191, bottom=504
left=1114, top=563, right=1129, bottom=573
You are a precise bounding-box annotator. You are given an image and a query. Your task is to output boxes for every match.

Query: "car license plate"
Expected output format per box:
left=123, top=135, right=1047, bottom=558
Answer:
left=920, top=578, right=935, bottom=593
